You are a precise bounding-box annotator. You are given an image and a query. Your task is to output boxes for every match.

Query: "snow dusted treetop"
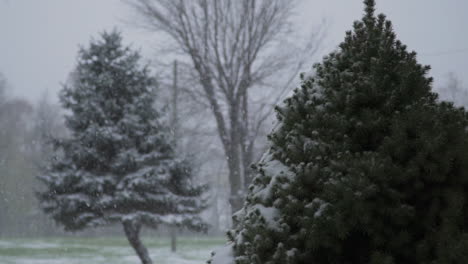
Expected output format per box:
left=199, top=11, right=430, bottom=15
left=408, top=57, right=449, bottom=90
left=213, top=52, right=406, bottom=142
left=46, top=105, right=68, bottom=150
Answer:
left=210, top=0, right=468, bottom=263
left=38, top=30, right=207, bottom=264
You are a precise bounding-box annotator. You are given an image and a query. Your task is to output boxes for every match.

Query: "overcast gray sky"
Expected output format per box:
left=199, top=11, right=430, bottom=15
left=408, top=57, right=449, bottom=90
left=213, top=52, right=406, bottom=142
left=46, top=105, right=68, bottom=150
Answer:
left=1, top=0, right=467, bottom=102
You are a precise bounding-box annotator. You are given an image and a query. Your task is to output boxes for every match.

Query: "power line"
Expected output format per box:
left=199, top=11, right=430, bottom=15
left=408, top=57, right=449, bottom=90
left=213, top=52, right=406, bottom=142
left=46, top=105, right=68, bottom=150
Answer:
left=419, top=48, right=468, bottom=57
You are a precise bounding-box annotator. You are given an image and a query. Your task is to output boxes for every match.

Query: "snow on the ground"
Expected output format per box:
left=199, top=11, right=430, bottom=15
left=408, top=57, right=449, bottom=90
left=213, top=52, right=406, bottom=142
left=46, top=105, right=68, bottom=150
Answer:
left=210, top=244, right=234, bottom=264
left=0, top=237, right=224, bottom=264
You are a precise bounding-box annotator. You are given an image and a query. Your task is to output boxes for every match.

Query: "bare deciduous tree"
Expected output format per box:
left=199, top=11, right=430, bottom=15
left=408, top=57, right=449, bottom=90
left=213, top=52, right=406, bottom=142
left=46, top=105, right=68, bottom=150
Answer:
left=437, top=72, right=468, bottom=107
left=129, top=0, right=324, bottom=213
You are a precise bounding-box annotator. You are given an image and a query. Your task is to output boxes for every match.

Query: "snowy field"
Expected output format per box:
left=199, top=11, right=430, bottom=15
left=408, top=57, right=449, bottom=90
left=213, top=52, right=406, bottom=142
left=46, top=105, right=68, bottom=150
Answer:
left=0, top=236, right=225, bottom=264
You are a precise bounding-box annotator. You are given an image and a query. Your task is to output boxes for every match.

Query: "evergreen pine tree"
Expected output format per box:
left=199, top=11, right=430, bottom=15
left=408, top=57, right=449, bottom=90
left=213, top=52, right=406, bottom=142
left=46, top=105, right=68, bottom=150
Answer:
left=37, top=31, right=207, bottom=264
left=210, top=1, right=468, bottom=263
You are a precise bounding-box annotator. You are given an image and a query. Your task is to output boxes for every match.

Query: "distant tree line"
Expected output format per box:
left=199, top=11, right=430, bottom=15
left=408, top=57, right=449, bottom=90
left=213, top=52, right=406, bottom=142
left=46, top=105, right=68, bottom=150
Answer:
left=0, top=74, right=64, bottom=237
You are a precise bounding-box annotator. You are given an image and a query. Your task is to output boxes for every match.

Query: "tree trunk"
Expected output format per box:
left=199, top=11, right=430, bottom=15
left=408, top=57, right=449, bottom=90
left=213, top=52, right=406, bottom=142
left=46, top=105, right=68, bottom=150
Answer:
left=227, top=145, right=244, bottom=215
left=240, top=84, right=254, bottom=190
left=123, top=221, right=153, bottom=264
left=227, top=104, right=245, bottom=215
left=242, top=144, right=254, bottom=190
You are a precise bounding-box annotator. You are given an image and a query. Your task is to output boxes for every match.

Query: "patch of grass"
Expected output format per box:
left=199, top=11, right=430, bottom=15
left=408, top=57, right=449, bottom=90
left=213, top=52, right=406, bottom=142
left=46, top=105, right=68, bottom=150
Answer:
left=0, top=246, right=99, bottom=257
left=0, top=236, right=225, bottom=264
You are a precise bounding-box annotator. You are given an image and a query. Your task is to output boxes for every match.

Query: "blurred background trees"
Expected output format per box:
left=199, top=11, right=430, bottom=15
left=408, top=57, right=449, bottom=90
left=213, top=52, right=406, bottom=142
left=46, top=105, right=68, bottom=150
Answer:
left=128, top=0, right=326, bottom=215
left=436, top=72, right=468, bottom=107
left=0, top=74, right=65, bottom=236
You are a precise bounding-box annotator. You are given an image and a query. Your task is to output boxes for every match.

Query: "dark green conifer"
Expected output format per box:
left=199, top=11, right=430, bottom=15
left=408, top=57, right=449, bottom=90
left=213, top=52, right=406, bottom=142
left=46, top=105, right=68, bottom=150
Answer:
left=211, top=1, right=468, bottom=263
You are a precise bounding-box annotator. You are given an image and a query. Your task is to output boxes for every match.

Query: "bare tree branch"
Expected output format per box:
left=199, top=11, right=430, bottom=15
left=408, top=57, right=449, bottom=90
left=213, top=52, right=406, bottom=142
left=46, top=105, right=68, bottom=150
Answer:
left=128, top=0, right=324, bottom=213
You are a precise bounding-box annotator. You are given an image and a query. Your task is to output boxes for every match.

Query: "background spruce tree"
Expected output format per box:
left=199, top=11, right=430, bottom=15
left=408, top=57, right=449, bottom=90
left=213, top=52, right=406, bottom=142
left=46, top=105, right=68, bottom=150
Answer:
left=37, top=30, right=207, bottom=264
left=210, top=1, right=468, bottom=263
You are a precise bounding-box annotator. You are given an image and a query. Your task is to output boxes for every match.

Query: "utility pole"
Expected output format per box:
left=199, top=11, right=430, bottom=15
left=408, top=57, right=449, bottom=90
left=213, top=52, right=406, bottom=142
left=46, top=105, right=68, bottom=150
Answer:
left=171, top=60, right=179, bottom=139
left=170, top=60, right=178, bottom=253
